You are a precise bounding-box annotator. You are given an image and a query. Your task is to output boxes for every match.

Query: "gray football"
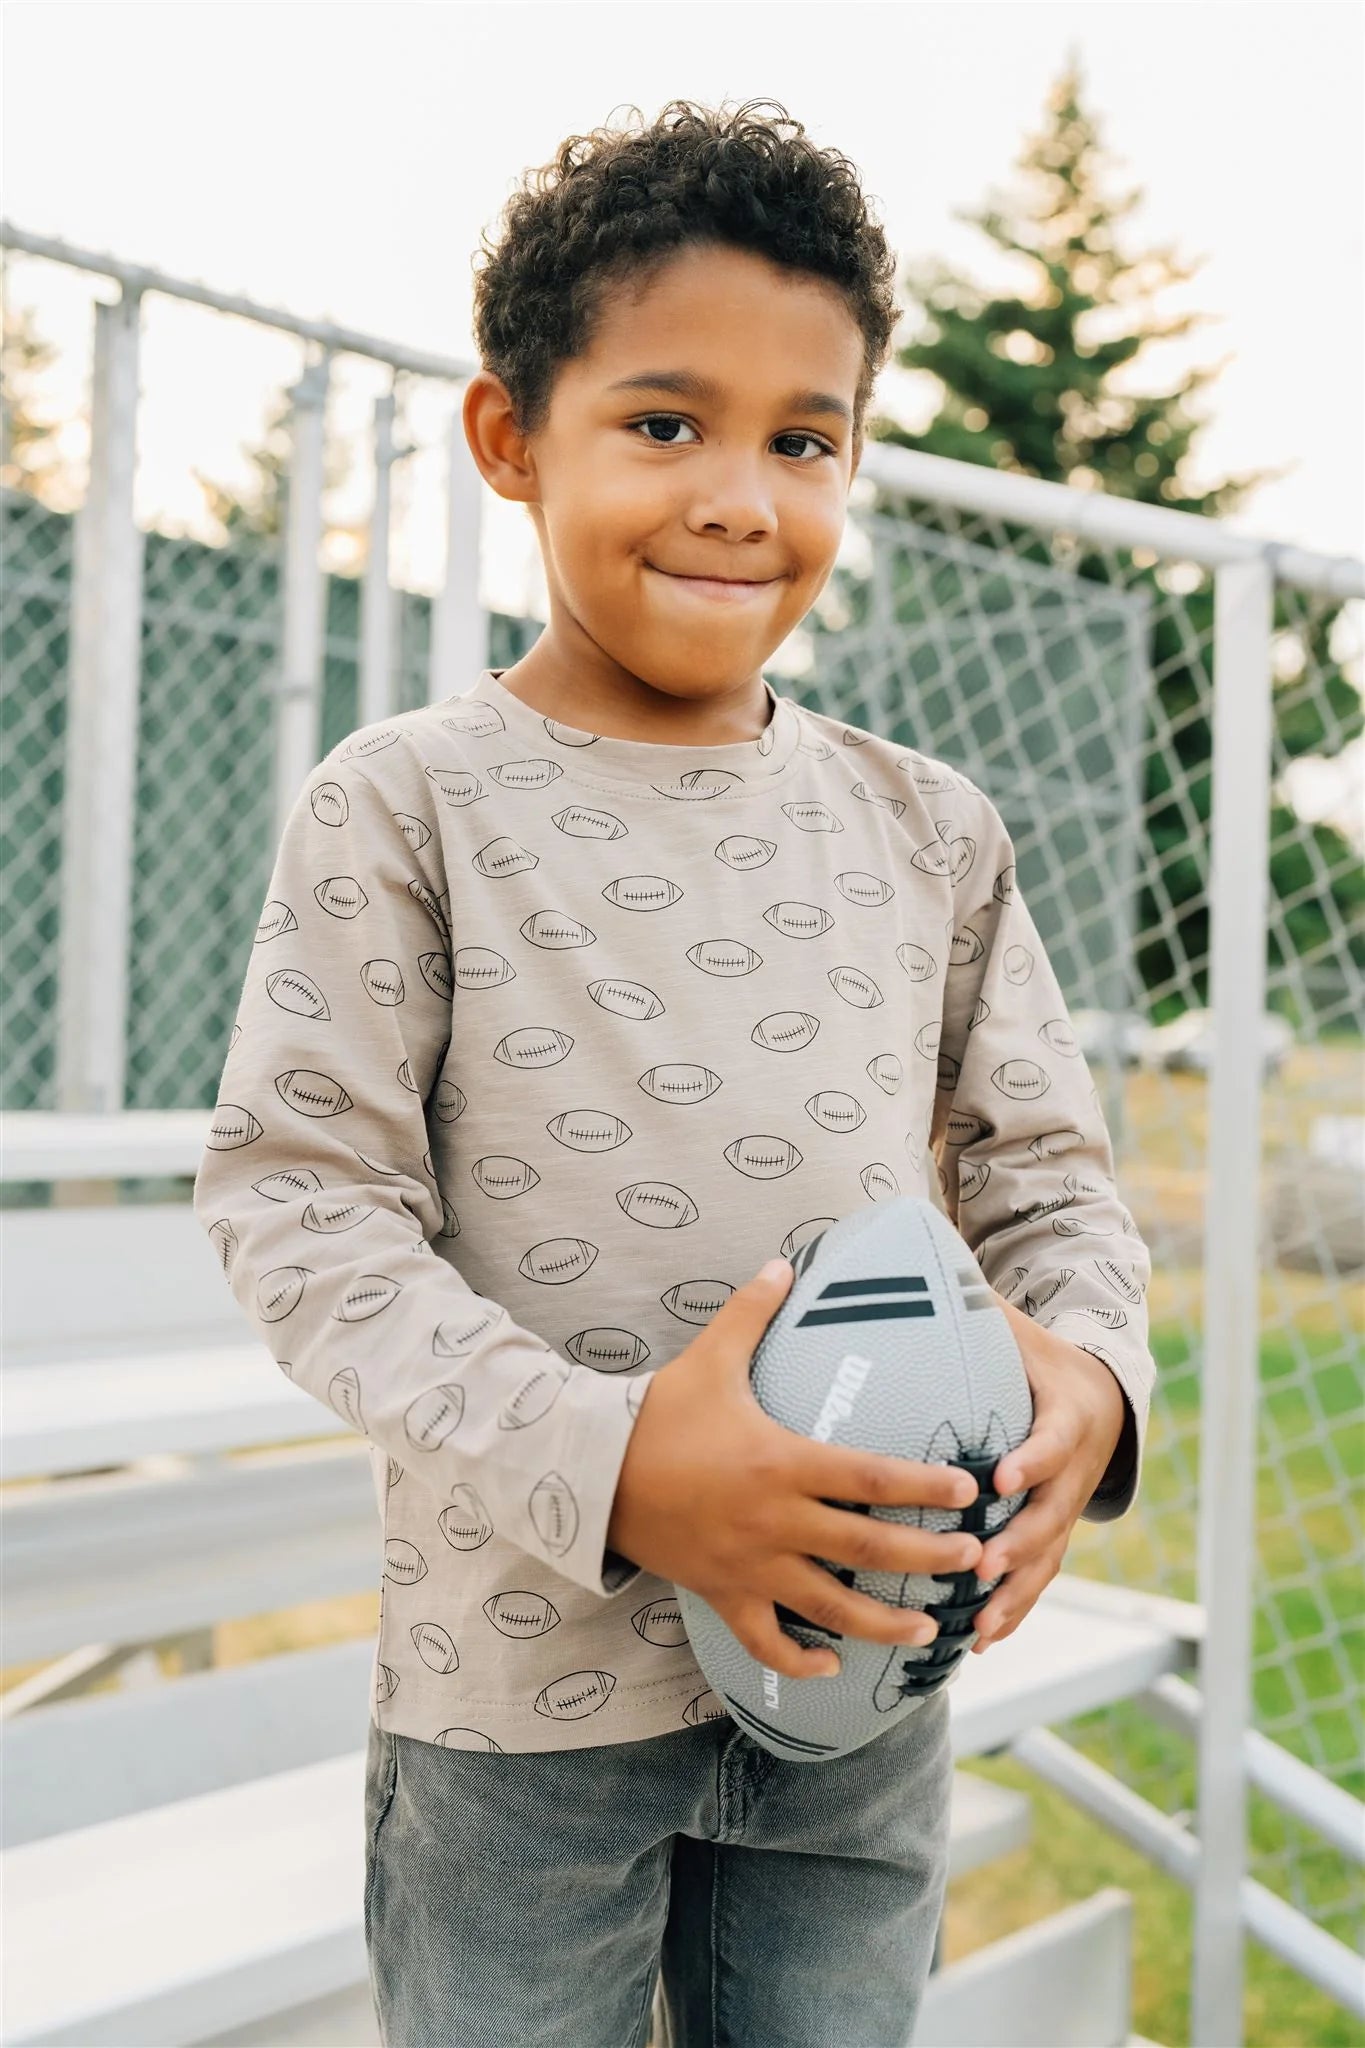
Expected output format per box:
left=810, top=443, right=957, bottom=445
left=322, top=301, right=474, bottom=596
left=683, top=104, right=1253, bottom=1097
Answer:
left=674, top=1194, right=1033, bottom=1763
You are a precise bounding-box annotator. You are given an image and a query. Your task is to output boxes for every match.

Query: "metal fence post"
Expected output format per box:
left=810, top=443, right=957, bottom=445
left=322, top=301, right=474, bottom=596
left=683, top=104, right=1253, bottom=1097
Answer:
left=273, top=351, right=330, bottom=841
left=428, top=394, right=485, bottom=703
left=1192, top=553, right=1276, bottom=2047
left=55, top=290, right=144, bottom=1126
left=359, top=387, right=409, bottom=728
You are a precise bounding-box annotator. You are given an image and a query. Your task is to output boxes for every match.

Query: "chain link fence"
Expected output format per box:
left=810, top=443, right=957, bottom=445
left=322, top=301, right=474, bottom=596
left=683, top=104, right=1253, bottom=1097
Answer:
left=2, top=256, right=1361, bottom=1988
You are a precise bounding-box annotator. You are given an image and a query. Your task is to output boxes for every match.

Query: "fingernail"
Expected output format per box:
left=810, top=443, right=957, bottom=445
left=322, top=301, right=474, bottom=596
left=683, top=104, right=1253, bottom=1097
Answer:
left=760, top=1257, right=790, bottom=1283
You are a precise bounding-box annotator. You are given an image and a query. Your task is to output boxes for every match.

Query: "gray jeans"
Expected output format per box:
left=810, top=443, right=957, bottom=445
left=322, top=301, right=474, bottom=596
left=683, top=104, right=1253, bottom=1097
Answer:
left=362, top=1692, right=953, bottom=2048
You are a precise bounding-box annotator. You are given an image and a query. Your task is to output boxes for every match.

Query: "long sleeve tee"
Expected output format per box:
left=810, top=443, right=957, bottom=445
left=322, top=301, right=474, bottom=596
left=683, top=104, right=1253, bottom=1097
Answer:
left=193, top=665, right=1156, bottom=1754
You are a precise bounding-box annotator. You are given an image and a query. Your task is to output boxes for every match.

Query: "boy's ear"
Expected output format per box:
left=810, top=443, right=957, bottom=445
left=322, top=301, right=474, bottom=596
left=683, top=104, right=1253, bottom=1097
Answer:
left=462, top=371, right=539, bottom=505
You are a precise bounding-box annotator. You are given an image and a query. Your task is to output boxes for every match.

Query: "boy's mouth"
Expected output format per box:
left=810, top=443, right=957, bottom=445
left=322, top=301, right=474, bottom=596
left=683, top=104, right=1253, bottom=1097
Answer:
left=646, top=563, right=780, bottom=604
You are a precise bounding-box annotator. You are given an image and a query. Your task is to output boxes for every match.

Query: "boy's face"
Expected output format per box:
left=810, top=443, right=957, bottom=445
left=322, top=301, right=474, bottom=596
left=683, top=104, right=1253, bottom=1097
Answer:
left=465, top=241, right=865, bottom=720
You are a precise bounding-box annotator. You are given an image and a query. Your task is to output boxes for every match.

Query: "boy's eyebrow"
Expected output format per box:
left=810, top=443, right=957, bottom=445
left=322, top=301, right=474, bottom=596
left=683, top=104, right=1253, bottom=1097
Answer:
left=606, top=368, right=852, bottom=426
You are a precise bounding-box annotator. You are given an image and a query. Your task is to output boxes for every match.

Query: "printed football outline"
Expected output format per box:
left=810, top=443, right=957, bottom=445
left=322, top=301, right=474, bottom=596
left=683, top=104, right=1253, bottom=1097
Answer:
left=494, top=1027, right=574, bottom=1069
left=471, top=1155, right=541, bottom=1199
left=483, top=1591, right=562, bottom=1639
left=660, top=1279, right=734, bottom=1324
left=275, top=1069, right=354, bottom=1118
left=780, top=800, right=843, bottom=835
left=207, top=1104, right=263, bottom=1150
left=452, top=947, right=515, bottom=990
left=587, top=979, right=666, bottom=1020
left=617, top=1182, right=700, bottom=1228
left=520, top=910, right=598, bottom=948
left=763, top=901, right=834, bottom=940
left=601, top=874, right=684, bottom=912
left=631, top=1598, right=689, bottom=1647
left=254, top=900, right=298, bottom=944
left=752, top=1011, right=820, bottom=1052
left=805, top=1092, right=867, bottom=1134
left=828, top=965, right=884, bottom=1008
left=301, top=1196, right=375, bottom=1233
left=551, top=805, right=629, bottom=841
left=638, top=1064, right=721, bottom=1105
left=487, top=756, right=565, bottom=792
left=565, top=1328, right=650, bottom=1371
left=724, top=1134, right=803, bottom=1180
left=498, top=1359, right=571, bottom=1430
left=546, top=1109, right=632, bottom=1151
left=410, top=1622, right=460, bottom=1674
left=258, top=1264, right=310, bottom=1321
left=834, top=870, right=895, bottom=906
left=265, top=967, right=331, bottom=1020
left=528, top=1471, right=580, bottom=1556
left=314, top=876, right=369, bottom=920
left=519, top=1238, right=599, bottom=1284
left=426, top=767, right=483, bottom=809
left=472, top=836, right=538, bottom=878
left=991, top=1059, right=1051, bottom=1100
left=714, top=835, right=777, bottom=870
left=329, top=1366, right=364, bottom=1431
left=332, top=1274, right=403, bottom=1322
left=309, top=781, right=349, bottom=828
left=383, top=1539, right=427, bottom=1586
left=439, top=1486, right=494, bottom=1550
left=534, top=1669, right=617, bottom=1720
left=867, top=1054, right=904, bottom=1095
left=686, top=939, right=762, bottom=976
left=404, top=1383, right=466, bottom=1450
left=359, top=959, right=405, bottom=1006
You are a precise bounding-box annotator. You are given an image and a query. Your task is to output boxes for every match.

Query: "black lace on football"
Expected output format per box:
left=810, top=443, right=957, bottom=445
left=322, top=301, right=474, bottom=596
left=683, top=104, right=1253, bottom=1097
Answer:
left=895, top=1454, right=1001, bottom=1700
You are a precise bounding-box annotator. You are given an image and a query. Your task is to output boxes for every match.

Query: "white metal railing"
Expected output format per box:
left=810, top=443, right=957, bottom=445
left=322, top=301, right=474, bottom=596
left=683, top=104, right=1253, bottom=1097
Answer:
left=2, top=219, right=1361, bottom=2047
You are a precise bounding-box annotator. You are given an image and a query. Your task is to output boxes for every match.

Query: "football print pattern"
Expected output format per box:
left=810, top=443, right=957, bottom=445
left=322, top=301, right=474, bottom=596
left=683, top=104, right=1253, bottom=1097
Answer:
left=193, top=665, right=1154, bottom=1758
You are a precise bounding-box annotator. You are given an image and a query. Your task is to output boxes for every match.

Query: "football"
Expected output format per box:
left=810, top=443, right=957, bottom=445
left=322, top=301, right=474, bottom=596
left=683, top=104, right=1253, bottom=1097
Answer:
left=674, top=1194, right=1033, bottom=1763
left=484, top=1590, right=561, bottom=1639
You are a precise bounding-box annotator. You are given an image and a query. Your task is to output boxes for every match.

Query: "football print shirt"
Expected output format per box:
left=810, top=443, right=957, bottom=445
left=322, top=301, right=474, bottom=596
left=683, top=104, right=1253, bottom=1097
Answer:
left=193, top=666, right=1155, bottom=1754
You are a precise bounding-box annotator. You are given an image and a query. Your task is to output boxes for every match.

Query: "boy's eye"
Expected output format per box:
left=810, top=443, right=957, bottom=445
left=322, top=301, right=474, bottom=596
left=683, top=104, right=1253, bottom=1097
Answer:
left=627, top=414, right=834, bottom=462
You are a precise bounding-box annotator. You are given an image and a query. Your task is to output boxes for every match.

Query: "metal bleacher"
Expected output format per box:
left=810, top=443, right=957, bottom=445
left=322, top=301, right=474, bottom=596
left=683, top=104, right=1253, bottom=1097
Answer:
left=1, top=1111, right=1191, bottom=2047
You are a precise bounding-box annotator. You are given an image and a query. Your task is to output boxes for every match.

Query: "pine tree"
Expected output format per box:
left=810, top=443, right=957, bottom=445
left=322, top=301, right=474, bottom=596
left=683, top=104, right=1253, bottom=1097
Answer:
left=837, top=48, right=1362, bottom=1027
left=1, top=302, right=75, bottom=506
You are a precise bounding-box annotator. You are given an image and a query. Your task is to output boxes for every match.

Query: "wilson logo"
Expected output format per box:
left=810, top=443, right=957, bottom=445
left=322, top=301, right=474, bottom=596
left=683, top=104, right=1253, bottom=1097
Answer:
left=811, top=1353, right=872, bottom=1442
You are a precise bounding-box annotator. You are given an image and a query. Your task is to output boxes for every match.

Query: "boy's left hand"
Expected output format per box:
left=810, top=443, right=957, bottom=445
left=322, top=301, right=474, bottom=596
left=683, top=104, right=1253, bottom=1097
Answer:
left=968, top=1296, right=1129, bottom=1653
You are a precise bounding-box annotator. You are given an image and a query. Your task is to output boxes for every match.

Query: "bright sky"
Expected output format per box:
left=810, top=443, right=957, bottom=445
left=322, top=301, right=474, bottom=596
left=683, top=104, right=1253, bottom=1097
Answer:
left=4, top=0, right=1363, bottom=848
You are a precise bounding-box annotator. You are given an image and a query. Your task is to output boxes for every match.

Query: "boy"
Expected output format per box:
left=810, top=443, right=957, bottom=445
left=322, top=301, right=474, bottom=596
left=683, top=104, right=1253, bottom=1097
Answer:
left=195, top=96, right=1153, bottom=2048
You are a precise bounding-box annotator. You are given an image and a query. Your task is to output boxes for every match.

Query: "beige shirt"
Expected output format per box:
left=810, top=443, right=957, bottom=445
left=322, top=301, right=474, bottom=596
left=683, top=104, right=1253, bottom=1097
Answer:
left=194, top=666, right=1155, bottom=1754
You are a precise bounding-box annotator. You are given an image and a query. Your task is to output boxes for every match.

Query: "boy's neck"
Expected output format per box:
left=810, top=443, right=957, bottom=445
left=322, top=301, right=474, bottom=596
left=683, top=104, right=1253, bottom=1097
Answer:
left=491, top=646, right=774, bottom=749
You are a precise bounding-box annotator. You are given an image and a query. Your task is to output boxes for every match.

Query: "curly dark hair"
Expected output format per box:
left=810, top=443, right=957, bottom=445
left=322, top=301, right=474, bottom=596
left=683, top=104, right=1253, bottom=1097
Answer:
left=471, top=96, right=900, bottom=456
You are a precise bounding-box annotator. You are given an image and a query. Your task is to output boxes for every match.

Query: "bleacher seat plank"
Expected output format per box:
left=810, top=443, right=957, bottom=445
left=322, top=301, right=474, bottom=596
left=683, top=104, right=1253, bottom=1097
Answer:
left=914, top=1886, right=1134, bottom=2046
left=2, top=1640, right=375, bottom=1847
left=948, top=1589, right=1188, bottom=1757
left=2, top=1344, right=345, bottom=1481
left=0, top=1109, right=212, bottom=1184
left=2, top=1201, right=243, bottom=1365
left=3, top=1446, right=379, bottom=1665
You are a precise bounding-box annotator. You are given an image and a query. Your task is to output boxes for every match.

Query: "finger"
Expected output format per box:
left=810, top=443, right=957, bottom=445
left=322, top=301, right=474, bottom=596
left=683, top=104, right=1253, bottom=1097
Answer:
left=799, top=1502, right=983, bottom=1582
left=971, top=1554, right=1060, bottom=1652
left=976, top=1487, right=1073, bottom=1582
left=772, top=1559, right=943, bottom=1652
left=991, top=1418, right=1075, bottom=1496
left=717, top=1595, right=845, bottom=1682
left=787, top=1441, right=980, bottom=1515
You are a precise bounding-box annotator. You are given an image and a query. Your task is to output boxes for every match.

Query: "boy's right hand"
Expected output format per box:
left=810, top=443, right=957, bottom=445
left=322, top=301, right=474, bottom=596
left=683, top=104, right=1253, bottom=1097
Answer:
left=605, top=1256, right=984, bottom=1681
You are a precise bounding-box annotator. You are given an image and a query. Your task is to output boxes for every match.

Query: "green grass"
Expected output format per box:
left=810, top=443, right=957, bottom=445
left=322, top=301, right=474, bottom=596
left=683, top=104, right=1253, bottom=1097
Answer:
left=952, top=1304, right=1364, bottom=2047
